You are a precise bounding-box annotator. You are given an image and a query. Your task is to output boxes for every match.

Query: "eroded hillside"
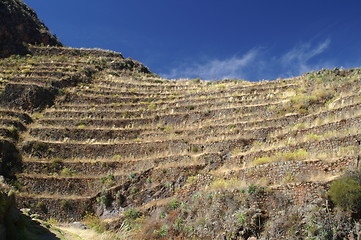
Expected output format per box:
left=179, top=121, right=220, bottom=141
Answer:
left=0, top=45, right=360, bottom=239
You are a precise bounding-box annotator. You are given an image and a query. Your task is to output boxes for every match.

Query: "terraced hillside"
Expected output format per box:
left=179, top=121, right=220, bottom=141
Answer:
left=0, top=45, right=360, bottom=239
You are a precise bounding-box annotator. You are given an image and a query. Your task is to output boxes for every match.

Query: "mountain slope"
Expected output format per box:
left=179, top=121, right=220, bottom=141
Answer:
left=2, top=47, right=359, bottom=239
left=0, top=1, right=360, bottom=239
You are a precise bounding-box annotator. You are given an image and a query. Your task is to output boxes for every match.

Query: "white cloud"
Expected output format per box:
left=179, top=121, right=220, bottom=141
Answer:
left=163, top=49, right=259, bottom=80
left=280, top=39, right=331, bottom=76
left=162, top=39, right=332, bottom=81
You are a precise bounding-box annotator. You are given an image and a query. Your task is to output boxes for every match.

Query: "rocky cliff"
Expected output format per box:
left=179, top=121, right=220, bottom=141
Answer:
left=0, top=0, right=62, bottom=58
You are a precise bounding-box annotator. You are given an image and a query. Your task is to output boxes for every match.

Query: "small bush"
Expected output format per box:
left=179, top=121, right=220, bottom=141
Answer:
left=123, top=111, right=131, bottom=118
left=282, top=149, right=308, bottom=161
left=253, top=156, right=273, bottom=166
left=174, top=217, right=184, bottom=230
left=77, top=124, right=86, bottom=129
left=129, top=173, right=136, bottom=180
left=158, top=225, right=168, bottom=237
left=305, top=134, right=321, bottom=142
left=191, top=146, right=202, bottom=153
left=60, top=167, right=73, bottom=176
left=191, top=78, right=201, bottom=84
left=112, top=155, right=121, bottom=160
left=169, top=199, right=179, bottom=209
left=60, top=200, right=70, bottom=209
left=148, top=104, right=156, bottom=110
left=33, top=142, right=48, bottom=152
left=253, top=149, right=308, bottom=166
left=83, top=211, right=106, bottom=233
left=163, top=125, right=173, bottom=132
left=208, top=178, right=245, bottom=191
left=328, top=171, right=361, bottom=215
left=130, top=187, right=138, bottom=194
left=294, top=123, right=306, bottom=130
left=248, top=184, right=256, bottom=194
left=236, top=210, right=246, bottom=224
left=36, top=201, right=47, bottom=213
left=187, top=105, right=195, bottom=110
left=96, top=190, right=111, bottom=207
left=50, top=158, right=63, bottom=172
left=124, top=208, right=140, bottom=220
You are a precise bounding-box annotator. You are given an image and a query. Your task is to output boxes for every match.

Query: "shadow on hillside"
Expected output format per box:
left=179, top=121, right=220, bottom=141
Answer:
left=5, top=208, right=60, bottom=240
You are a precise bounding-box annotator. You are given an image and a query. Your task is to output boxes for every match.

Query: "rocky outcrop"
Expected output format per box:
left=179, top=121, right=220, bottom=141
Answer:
left=0, top=139, right=22, bottom=179
left=0, top=83, right=57, bottom=112
left=0, top=0, right=62, bottom=58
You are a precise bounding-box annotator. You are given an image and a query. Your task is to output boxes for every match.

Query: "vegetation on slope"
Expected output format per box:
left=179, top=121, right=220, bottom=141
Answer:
left=0, top=2, right=360, bottom=238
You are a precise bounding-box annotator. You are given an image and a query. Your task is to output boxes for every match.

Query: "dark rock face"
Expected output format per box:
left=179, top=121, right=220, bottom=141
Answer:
left=0, top=139, right=21, bottom=179
left=0, top=83, right=57, bottom=111
left=0, top=0, right=62, bottom=58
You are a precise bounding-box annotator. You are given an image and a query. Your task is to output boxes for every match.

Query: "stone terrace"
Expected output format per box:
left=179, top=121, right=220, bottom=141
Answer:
left=0, top=46, right=359, bottom=223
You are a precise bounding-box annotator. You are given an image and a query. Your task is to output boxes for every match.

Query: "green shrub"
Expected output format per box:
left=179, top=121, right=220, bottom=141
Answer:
left=123, top=111, right=131, bottom=118
left=191, top=146, right=202, bottom=153
left=328, top=171, right=361, bottom=214
left=108, top=173, right=115, bottom=181
left=253, top=156, right=273, bottom=165
left=36, top=201, right=47, bottom=213
left=169, top=199, right=179, bottom=209
left=163, top=125, right=173, bottom=132
left=187, top=105, right=196, bottom=110
left=248, top=184, right=256, bottom=194
left=159, top=211, right=166, bottom=219
left=174, top=217, right=183, bottom=230
left=124, top=208, right=140, bottom=220
left=60, top=167, right=73, bottom=176
left=130, top=187, right=138, bottom=194
left=148, top=104, right=156, bottom=110
left=129, top=173, right=136, bottom=180
left=60, top=200, right=70, bottom=209
left=83, top=211, right=106, bottom=233
left=208, top=178, right=245, bottom=191
left=33, top=142, right=48, bottom=152
left=305, top=134, right=321, bottom=142
left=236, top=210, right=246, bottom=224
left=282, top=149, right=308, bottom=161
left=159, top=225, right=168, bottom=237
left=96, top=190, right=110, bottom=207
left=112, top=155, right=121, bottom=160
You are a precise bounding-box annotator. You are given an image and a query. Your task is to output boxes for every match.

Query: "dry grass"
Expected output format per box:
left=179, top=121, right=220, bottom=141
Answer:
left=204, top=177, right=248, bottom=192
left=252, top=149, right=309, bottom=166
left=56, top=225, right=132, bottom=240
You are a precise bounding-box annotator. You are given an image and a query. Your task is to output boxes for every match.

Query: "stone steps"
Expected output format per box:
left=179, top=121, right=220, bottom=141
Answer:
left=230, top=133, right=361, bottom=165
left=272, top=115, right=361, bottom=143
left=34, top=103, right=283, bottom=130
left=17, top=173, right=128, bottom=196
left=29, top=45, right=124, bottom=58
left=0, top=118, right=27, bottom=131
left=45, top=97, right=284, bottom=119
left=93, top=78, right=297, bottom=94
left=21, top=154, right=194, bottom=176
left=0, top=70, right=74, bottom=78
left=28, top=123, right=279, bottom=144
left=21, top=139, right=190, bottom=160
left=228, top=155, right=358, bottom=186
left=16, top=194, right=92, bottom=222
left=52, top=92, right=284, bottom=112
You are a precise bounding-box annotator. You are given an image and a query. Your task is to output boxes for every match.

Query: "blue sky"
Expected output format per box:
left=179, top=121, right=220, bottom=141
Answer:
left=24, top=0, right=361, bottom=81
